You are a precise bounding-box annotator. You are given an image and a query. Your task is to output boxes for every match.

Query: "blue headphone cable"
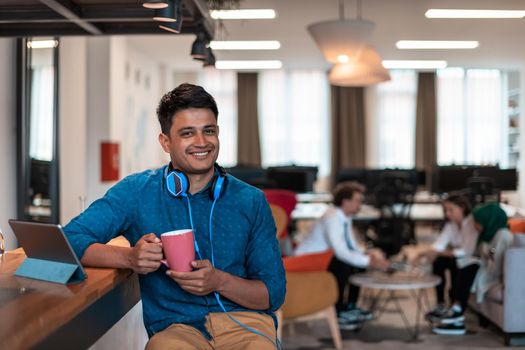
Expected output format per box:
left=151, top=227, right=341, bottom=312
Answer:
left=184, top=196, right=283, bottom=350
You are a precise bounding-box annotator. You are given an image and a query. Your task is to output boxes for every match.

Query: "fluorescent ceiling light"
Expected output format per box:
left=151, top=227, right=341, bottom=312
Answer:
left=215, top=60, right=282, bottom=70
left=210, top=40, right=280, bottom=50
left=210, top=9, right=276, bottom=20
left=382, top=60, right=448, bottom=69
left=396, top=40, right=479, bottom=49
left=425, top=9, right=525, bottom=18
left=27, top=40, right=58, bottom=49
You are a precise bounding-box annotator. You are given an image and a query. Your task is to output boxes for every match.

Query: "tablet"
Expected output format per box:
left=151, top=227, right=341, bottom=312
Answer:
left=8, top=220, right=87, bottom=281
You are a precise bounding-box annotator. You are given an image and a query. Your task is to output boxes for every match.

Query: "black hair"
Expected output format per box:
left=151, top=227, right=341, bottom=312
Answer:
left=443, top=191, right=471, bottom=217
left=156, top=83, right=219, bottom=135
left=332, top=181, right=366, bottom=207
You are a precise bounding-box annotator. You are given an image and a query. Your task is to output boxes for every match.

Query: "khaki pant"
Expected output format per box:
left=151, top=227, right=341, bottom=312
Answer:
left=145, top=312, right=277, bottom=350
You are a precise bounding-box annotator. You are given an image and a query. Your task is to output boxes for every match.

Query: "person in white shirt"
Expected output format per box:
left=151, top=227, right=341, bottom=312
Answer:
left=415, top=193, right=478, bottom=324
left=294, top=182, right=390, bottom=329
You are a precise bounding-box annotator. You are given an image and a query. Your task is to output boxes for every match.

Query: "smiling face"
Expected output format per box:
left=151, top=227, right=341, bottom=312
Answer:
left=159, top=108, right=219, bottom=177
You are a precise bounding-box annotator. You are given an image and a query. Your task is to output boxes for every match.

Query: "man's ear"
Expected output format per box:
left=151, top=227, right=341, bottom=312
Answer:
left=158, top=133, right=170, bottom=153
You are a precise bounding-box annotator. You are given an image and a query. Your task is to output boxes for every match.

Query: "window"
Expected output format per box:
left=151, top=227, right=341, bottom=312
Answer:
left=366, top=70, right=417, bottom=168
left=258, top=70, right=330, bottom=176
left=198, top=69, right=237, bottom=167
left=437, top=68, right=502, bottom=165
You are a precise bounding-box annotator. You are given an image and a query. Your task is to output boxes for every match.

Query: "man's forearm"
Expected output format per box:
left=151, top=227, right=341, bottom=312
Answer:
left=81, top=243, right=133, bottom=269
left=216, top=270, right=270, bottom=310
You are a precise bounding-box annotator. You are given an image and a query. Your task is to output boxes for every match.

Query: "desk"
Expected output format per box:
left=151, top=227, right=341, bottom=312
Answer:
left=0, top=250, right=140, bottom=350
left=291, top=203, right=445, bottom=222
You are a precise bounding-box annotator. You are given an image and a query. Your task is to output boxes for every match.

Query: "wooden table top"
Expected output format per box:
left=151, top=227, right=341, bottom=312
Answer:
left=0, top=249, right=138, bottom=350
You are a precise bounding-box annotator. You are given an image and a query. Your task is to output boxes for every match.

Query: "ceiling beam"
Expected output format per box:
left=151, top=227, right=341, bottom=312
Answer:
left=39, top=0, right=102, bottom=35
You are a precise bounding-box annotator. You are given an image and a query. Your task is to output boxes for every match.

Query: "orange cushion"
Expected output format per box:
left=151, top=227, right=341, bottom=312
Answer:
left=282, top=251, right=334, bottom=272
left=508, top=219, right=525, bottom=234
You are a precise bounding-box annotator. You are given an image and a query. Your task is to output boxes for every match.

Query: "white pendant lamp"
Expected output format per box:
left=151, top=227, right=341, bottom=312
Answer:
left=329, top=46, right=390, bottom=87
left=307, top=0, right=374, bottom=63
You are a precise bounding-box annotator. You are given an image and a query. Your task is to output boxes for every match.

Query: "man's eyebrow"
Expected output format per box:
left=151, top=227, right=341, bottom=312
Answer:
left=177, top=126, right=196, bottom=132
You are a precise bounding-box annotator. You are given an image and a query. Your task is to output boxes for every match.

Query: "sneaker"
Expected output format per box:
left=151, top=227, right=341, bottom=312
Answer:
left=339, top=307, right=373, bottom=322
left=432, top=321, right=466, bottom=335
left=337, top=316, right=361, bottom=330
left=425, top=304, right=448, bottom=323
left=438, top=305, right=465, bottom=325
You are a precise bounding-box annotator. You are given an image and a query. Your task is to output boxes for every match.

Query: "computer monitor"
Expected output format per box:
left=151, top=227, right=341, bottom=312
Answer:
left=266, top=165, right=318, bottom=193
left=476, top=167, right=518, bottom=191
left=30, top=158, right=51, bottom=198
left=433, top=166, right=474, bottom=193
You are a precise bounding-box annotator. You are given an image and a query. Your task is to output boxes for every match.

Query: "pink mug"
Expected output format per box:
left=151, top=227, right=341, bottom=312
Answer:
left=160, top=229, right=195, bottom=272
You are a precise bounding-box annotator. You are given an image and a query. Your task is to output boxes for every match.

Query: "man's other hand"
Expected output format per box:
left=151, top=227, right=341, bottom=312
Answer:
left=128, top=233, right=163, bottom=274
left=167, top=259, right=224, bottom=296
left=369, top=254, right=390, bottom=271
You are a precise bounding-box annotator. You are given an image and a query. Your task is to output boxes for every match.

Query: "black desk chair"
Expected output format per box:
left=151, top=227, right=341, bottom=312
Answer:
left=365, top=172, right=417, bottom=257
left=466, top=176, right=501, bottom=207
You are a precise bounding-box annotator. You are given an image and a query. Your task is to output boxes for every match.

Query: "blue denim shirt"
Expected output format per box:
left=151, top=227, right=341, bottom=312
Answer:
left=63, top=166, right=286, bottom=338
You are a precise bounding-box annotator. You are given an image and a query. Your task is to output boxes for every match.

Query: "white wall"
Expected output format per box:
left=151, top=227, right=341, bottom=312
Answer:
left=0, top=38, right=17, bottom=250
left=59, top=37, right=88, bottom=223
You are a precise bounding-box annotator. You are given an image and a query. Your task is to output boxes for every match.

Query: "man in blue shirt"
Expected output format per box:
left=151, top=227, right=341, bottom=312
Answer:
left=64, top=83, right=285, bottom=349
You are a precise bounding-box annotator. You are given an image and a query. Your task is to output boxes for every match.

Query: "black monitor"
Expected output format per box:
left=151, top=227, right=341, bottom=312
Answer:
left=476, top=167, right=518, bottom=191
left=336, top=168, right=366, bottom=185
left=30, top=158, right=51, bottom=198
left=266, top=165, right=318, bottom=193
left=432, top=166, right=474, bottom=193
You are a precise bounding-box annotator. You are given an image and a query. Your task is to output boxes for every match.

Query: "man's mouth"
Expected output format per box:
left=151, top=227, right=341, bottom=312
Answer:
left=189, top=150, right=211, bottom=157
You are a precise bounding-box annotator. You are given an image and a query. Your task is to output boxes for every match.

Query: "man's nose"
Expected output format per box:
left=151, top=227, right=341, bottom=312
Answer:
left=194, top=132, right=207, bottom=146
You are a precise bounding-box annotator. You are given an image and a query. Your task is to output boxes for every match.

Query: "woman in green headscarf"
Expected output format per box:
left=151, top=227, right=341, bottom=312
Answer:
left=471, top=203, right=513, bottom=303
left=432, top=202, right=513, bottom=336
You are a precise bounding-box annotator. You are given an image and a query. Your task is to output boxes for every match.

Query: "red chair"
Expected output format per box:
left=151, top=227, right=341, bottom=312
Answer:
left=263, top=189, right=297, bottom=240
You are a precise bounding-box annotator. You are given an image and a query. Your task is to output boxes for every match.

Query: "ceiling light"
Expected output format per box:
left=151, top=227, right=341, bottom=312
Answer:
left=153, top=0, right=178, bottom=22
left=158, top=0, right=183, bottom=33
left=215, top=60, right=282, bottom=70
left=307, top=0, right=376, bottom=64
left=425, top=9, right=525, bottom=19
left=396, top=40, right=479, bottom=49
left=337, top=54, right=349, bottom=63
left=27, top=40, right=58, bottom=49
left=203, top=48, right=216, bottom=68
left=209, top=40, right=280, bottom=50
left=382, top=60, right=448, bottom=69
left=210, top=9, right=276, bottom=20
left=329, top=46, right=390, bottom=87
left=143, top=0, right=168, bottom=9
left=191, top=31, right=208, bottom=59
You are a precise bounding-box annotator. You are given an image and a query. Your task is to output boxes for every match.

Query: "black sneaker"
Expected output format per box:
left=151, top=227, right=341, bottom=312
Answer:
left=439, top=306, right=465, bottom=324
left=432, top=321, right=466, bottom=335
left=337, top=316, right=361, bottom=330
left=425, top=304, right=448, bottom=323
left=339, top=307, right=373, bottom=322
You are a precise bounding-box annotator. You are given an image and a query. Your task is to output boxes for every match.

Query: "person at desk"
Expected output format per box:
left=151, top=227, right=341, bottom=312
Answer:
left=414, top=193, right=478, bottom=323
left=63, top=83, right=285, bottom=349
left=294, top=181, right=390, bottom=329
left=431, top=202, right=513, bottom=335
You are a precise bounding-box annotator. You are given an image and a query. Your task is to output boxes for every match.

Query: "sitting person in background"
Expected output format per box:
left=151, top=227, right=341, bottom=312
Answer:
left=414, top=193, right=478, bottom=322
left=432, top=202, right=513, bottom=335
left=294, top=181, right=390, bottom=330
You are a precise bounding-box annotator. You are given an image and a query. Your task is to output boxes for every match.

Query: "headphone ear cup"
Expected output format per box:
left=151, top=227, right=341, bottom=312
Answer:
left=209, top=175, right=226, bottom=201
left=166, top=170, right=190, bottom=197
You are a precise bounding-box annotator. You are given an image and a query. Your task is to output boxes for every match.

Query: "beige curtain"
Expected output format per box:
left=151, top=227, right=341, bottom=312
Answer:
left=330, top=86, right=366, bottom=186
left=236, top=72, right=261, bottom=166
left=415, top=72, right=437, bottom=190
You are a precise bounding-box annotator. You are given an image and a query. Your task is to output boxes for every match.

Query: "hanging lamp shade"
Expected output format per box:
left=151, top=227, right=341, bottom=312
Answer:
left=143, top=0, right=168, bottom=9
left=191, top=31, right=208, bottom=59
left=329, top=46, right=390, bottom=87
left=307, top=19, right=375, bottom=63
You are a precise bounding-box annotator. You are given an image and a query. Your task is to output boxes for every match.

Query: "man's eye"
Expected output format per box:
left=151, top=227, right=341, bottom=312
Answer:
left=204, top=129, right=216, bottom=135
left=180, top=131, right=193, bottom=137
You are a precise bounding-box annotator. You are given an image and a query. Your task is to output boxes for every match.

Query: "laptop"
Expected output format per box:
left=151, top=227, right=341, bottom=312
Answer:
left=8, top=220, right=87, bottom=283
